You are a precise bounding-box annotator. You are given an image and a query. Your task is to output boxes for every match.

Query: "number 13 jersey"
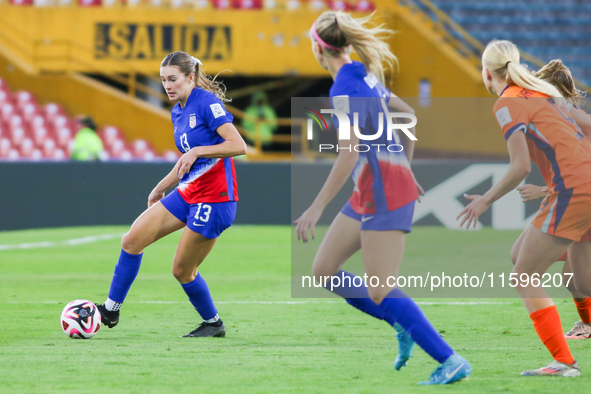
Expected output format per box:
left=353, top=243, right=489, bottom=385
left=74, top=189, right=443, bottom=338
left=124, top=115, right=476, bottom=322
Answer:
left=171, top=87, right=238, bottom=204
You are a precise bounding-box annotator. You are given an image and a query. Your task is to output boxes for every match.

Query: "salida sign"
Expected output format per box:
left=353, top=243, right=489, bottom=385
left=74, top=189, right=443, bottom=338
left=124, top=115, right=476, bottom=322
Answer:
left=94, top=23, right=231, bottom=61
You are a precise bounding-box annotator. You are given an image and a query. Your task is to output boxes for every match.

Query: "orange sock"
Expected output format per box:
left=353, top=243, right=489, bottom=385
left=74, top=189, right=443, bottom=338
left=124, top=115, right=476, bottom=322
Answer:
left=574, top=298, right=591, bottom=324
left=529, top=305, right=575, bottom=365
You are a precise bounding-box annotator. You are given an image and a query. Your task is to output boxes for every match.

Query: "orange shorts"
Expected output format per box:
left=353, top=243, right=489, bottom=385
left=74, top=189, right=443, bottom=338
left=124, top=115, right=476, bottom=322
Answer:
left=532, top=191, right=591, bottom=242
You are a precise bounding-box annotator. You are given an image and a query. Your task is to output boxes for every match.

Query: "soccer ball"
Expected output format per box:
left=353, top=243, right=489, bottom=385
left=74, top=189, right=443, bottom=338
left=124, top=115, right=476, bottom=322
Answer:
left=60, top=300, right=101, bottom=339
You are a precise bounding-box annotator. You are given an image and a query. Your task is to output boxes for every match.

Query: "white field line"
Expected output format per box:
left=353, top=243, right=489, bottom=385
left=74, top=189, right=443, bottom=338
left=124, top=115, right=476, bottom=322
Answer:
left=0, top=300, right=515, bottom=305
left=0, top=233, right=125, bottom=251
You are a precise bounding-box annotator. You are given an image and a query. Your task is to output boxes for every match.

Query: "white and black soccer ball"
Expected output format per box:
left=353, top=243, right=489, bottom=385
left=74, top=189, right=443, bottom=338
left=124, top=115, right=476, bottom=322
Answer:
left=60, top=300, right=101, bottom=339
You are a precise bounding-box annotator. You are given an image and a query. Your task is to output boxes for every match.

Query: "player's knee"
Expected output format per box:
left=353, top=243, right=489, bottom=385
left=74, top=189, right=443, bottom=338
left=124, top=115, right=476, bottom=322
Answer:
left=311, top=258, right=340, bottom=280
left=121, top=232, right=142, bottom=254
left=172, top=265, right=195, bottom=283
left=573, top=279, right=591, bottom=298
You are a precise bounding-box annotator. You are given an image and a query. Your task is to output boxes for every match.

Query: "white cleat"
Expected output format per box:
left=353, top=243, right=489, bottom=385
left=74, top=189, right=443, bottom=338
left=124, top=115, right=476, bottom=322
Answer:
left=521, top=360, right=580, bottom=377
left=564, top=320, right=591, bottom=339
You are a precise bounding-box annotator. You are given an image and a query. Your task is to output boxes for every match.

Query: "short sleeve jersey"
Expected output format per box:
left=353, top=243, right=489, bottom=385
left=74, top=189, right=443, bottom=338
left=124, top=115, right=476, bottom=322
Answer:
left=493, top=85, right=591, bottom=193
left=171, top=87, right=238, bottom=203
left=329, top=61, right=418, bottom=215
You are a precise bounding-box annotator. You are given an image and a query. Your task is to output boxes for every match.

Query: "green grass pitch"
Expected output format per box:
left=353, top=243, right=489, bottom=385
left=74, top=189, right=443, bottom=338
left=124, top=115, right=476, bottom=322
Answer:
left=0, top=225, right=589, bottom=393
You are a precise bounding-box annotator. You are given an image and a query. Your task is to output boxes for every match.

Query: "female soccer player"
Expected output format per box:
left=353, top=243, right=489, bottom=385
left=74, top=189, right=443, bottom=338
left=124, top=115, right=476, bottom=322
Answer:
left=515, top=60, right=591, bottom=339
left=96, top=51, right=246, bottom=338
left=458, top=40, right=591, bottom=376
left=295, top=11, right=471, bottom=385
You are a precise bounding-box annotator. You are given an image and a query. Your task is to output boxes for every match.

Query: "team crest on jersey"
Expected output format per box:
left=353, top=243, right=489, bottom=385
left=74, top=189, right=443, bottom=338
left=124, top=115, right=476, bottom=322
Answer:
left=364, top=73, right=379, bottom=89
left=189, top=114, right=196, bottom=128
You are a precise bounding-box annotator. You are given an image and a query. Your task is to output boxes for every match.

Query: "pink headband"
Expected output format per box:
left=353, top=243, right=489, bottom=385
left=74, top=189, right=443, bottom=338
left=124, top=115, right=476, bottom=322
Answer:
left=310, top=21, right=348, bottom=52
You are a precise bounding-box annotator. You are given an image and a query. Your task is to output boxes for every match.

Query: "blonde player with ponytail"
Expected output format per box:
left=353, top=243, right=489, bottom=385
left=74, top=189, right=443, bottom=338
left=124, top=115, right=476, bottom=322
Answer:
left=458, top=40, right=591, bottom=377
left=296, top=11, right=471, bottom=385
left=515, top=60, right=591, bottom=340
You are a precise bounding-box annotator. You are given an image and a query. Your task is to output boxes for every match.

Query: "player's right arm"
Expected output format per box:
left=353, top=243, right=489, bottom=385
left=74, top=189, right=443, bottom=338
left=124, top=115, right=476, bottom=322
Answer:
left=148, top=158, right=183, bottom=208
left=570, top=107, right=591, bottom=140
left=295, top=128, right=358, bottom=242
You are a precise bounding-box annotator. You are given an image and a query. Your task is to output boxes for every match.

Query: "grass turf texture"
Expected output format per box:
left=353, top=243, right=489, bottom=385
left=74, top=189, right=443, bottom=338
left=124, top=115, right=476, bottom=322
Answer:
left=0, top=226, right=588, bottom=393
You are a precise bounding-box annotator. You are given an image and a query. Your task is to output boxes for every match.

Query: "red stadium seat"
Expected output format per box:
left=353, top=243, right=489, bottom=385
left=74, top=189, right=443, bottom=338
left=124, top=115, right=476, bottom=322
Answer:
left=31, top=115, right=46, bottom=130
left=232, top=0, right=262, bottom=9
left=10, top=127, right=26, bottom=147
left=30, top=149, right=43, bottom=161
left=0, top=91, right=12, bottom=106
left=212, top=0, right=230, bottom=9
left=0, top=79, right=10, bottom=93
left=0, top=138, right=11, bottom=158
left=131, top=139, right=155, bottom=158
left=43, top=103, right=66, bottom=122
left=120, top=150, right=133, bottom=161
left=20, top=138, right=35, bottom=158
left=33, top=127, right=50, bottom=146
left=56, top=127, right=73, bottom=149
left=78, top=0, right=102, bottom=5
left=108, top=139, right=128, bottom=158
left=1, top=104, right=15, bottom=123
left=66, top=140, right=76, bottom=156
left=42, top=138, right=57, bottom=158
left=53, top=115, right=69, bottom=130
left=354, top=0, right=374, bottom=12
left=53, top=148, right=66, bottom=161
left=162, top=150, right=181, bottom=162
left=307, top=0, right=327, bottom=10
left=15, top=91, right=37, bottom=108
left=9, top=115, right=23, bottom=130
left=327, top=0, right=351, bottom=11
left=101, top=126, right=123, bottom=147
left=142, top=150, right=157, bottom=162
left=21, top=103, right=38, bottom=122
left=8, top=0, right=34, bottom=5
left=7, top=149, right=20, bottom=161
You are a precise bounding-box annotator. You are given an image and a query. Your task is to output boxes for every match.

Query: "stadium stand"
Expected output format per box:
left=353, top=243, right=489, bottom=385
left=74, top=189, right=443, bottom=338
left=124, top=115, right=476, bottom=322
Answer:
left=0, top=78, right=180, bottom=161
left=427, top=0, right=591, bottom=85
left=4, top=0, right=376, bottom=10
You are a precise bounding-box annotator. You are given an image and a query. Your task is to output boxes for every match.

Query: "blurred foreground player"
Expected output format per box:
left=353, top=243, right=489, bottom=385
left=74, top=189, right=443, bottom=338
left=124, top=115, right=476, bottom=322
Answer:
left=295, top=11, right=471, bottom=385
left=96, top=51, right=246, bottom=338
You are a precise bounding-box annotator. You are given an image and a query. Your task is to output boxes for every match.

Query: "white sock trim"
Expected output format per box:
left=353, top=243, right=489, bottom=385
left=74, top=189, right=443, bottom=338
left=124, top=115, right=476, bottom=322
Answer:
left=105, top=298, right=122, bottom=312
left=204, top=314, right=219, bottom=324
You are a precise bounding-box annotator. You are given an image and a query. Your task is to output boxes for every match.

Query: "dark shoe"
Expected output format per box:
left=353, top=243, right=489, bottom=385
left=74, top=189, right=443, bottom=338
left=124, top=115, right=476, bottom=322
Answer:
left=182, top=321, right=226, bottom=338
left=95, top=304, right=120, bottom=329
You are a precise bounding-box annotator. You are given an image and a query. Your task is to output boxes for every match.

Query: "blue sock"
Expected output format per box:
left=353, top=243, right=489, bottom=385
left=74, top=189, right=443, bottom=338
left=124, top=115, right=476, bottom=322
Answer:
left=325, top=270, right=384, bottom=320
left=180, top=273, right=217, bottom=321
left=108, top=249, right=143, bottom=303
left=379, top=288, right=454, bottom=363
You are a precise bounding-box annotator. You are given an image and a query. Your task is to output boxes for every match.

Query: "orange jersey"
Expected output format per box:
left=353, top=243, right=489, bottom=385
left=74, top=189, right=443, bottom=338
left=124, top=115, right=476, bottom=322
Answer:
left=493, top=86, right=591, bottom=193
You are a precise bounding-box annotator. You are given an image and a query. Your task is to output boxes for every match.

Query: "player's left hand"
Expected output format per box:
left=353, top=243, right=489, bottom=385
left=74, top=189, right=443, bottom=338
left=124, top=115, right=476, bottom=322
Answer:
left=177, top=148, right=199, bottom=178
left=294, top=205, right=323, bottom=243
left=456, top=194, right=491, bottom=229
left=412, top=172, right=425, bottom=202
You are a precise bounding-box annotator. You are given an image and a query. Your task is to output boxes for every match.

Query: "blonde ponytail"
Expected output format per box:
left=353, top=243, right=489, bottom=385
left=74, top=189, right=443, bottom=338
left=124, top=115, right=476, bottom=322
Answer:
left=532, top=59, right=585, bottom=107
left=313, top=11, right=397, bottom=85
left=482, top=40, right=563, bottom=98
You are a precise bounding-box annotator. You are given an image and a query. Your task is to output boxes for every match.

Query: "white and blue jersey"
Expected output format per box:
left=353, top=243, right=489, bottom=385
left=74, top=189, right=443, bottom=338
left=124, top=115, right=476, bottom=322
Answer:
left=330, top=61, right=418, bottom=216
left=171, top=87, right=238, bottom=204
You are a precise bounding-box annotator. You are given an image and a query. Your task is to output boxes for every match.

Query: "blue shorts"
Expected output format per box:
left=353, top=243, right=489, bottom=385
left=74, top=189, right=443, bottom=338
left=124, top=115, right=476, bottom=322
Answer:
left=160, top=189, right=236, bottom=239
left=340, top=200, right=415, bottom=232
